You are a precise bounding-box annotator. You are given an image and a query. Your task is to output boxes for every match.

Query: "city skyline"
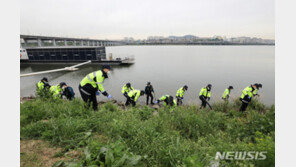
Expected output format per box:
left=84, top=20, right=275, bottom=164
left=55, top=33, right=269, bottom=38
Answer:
left=21, top=0, right=274, bottom=40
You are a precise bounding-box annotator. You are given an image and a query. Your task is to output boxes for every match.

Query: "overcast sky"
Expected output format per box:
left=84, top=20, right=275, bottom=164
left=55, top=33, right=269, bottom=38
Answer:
left=20, top=0, right=274, bottom=40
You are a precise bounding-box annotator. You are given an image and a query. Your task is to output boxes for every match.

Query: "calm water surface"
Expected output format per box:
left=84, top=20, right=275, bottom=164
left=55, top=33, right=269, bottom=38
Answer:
left=20, top=45, right=275, bottom=105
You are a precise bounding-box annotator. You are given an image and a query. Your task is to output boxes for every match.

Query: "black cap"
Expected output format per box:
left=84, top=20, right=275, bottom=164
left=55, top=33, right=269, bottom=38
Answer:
left=59, top=82, right=67, bottom=87
left=147, top=82, right=151, bottom=85
left=229, top=86, right=233, bottom=89
left=42, top=77, right=48, bottom=82
left=102, top=64, right=112, bottom=70
left=126, top=83, right=131, bottom=87
left=254, top=83, right=259, bottom=88
left=207, top=84, right=212, bottom=88
left=184, top=85, right=188, bottom=90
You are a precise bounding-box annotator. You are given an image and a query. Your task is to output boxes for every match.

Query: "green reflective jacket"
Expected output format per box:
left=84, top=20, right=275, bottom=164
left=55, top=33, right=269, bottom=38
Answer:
left=240, top=86, right=254, bottom=99
left=128, top=90, right=141, bottom=102
left=222, top=88, right=230, bottom=99
left=199, top=87, right=211, bottom=97
left=37, top=81, right=45, bottom=91
left=176, top=87, right=185, bottom=98
left=253, top=88, right=258, bottom=96
left=80, top=70, right=106, bottom=92
left=159, top=95, right=177, bottom=107
left=121, top=85, right=134, bottom=94
left=50, top=84, right=62, bottom=99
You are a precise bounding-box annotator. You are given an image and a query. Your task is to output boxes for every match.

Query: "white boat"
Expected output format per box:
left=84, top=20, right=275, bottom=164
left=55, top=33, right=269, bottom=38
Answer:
left=20, top=47, right=29, bottom=60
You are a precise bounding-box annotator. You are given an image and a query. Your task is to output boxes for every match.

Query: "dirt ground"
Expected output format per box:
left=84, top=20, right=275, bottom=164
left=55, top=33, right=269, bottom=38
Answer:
left=20, top=140, right=82, bottom=167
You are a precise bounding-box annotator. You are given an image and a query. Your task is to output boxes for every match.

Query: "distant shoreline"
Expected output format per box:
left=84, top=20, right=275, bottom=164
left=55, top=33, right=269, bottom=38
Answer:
left=124, top=43, right=275, bottom=46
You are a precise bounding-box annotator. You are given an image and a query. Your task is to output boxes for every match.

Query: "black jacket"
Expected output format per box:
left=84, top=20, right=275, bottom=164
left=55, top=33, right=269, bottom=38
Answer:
left=145, top=85, right=154, bottom=95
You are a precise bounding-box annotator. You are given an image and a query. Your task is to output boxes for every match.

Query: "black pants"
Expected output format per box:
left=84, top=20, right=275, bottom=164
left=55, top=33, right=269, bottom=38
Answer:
left=126, top=97, right=136, bottom=106
left=199, top=96, right=207, bottom=108
left=176, top=97, right=183, bottom=106
left=240, top=102, right=249, bottom=112
left=79, top=85, right=97, bottom=111
left=146, top=93, right=154, bottom=105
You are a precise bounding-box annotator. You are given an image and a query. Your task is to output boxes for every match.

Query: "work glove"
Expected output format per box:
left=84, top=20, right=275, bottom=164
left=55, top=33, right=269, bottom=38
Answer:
left=107, top=94, right=112, bottom=99
left=207, top=97, right=210, bottom=101
left=154, top=100, right=159, bottom=104
left=96, top=91, right=100, bottom=96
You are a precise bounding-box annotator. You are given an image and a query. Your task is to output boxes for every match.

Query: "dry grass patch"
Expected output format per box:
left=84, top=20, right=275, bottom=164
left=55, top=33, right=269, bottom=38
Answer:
left=20, top=140, right=82, bottom=167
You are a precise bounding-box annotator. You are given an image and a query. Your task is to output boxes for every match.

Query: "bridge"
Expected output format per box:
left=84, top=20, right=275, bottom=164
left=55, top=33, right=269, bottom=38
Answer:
left=20, top=35, right=125, bottom=48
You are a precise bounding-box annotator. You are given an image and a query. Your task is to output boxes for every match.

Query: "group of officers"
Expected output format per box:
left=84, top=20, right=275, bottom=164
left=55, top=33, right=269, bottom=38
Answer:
left=36, top=65, right=263, bottom=112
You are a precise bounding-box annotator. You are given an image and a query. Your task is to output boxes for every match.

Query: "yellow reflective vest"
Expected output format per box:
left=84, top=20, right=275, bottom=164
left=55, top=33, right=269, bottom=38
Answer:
left=37, top=81, right=45, bottom=91
left=121, top=85, right=134, bottom=94
left=159, top=95, right=177, bottom=107
left=50, top=84, right=62, bottom=99
left=128, top=90, right=141, bottom=102
left=240, top=86, right=254, bottom=99
left=176, top=87, right=185, bottom=98
left=253, top=88, right=258, bottom=96
left=199, top=87, right=211, bottom=97
left=80, top=70, right=106, bottom=92
left=222, top=88, right=230, bottom=99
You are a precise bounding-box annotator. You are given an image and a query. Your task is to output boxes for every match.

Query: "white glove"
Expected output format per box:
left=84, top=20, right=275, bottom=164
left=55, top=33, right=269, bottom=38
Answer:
left=107, top=94, right=112, bottom=99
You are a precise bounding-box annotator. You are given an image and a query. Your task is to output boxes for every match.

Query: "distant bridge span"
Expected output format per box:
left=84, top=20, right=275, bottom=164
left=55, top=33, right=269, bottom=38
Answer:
left=20, top=35, right=125, bottom=48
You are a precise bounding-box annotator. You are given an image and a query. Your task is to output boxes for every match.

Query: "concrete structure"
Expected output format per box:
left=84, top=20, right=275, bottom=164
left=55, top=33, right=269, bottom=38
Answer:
left=20, top=35, right=124, bottom=48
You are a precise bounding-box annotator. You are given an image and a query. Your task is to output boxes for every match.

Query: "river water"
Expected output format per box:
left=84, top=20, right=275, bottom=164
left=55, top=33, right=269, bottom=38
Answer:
left=20, top=45, right=275, bottom=105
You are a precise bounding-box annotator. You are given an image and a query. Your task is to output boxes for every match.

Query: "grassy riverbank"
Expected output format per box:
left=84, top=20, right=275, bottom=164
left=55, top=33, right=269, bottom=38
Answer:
left=20, top=98, right=275, bottom=167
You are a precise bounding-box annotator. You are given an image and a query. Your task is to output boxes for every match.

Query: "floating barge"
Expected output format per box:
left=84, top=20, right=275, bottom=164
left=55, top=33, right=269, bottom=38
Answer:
left=20, top=46, right=134, bottom=65
left=20, top=35, right=134, bottom=65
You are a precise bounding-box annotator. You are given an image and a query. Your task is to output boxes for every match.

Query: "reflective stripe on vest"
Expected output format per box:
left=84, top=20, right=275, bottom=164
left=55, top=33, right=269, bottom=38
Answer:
left=87, top=71, right=103, bottom=85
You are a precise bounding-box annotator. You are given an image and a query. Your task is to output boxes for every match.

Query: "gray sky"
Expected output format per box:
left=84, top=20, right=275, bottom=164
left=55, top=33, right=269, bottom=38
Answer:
left=20, top=0, right=274, bottom=40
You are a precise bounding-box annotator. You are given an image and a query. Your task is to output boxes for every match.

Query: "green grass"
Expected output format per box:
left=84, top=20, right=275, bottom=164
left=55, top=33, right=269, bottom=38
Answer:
left=20, top=98, right=275, bottom=167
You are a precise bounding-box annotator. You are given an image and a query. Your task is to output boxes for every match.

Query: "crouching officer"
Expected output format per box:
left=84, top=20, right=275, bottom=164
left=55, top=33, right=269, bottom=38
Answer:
left=239, top=84, right=259, bottom=112
left=122, top=83, right=134, bottom=105
left=126, top=89, right=145, bottom=106
left=176, top=85, right=188, bottom=106
left=155, top=95, right=177, bottom=107
left=37, top=77, right=51, bottom=91
left=222, top=86, right=233, bottom=101
left=64, top=86, right=75, bottom=100
left=50, top=82, right=67, bottom=99
left=79, top=65, right=112, bottom=111
left=199, top=84, right=212, bottom=109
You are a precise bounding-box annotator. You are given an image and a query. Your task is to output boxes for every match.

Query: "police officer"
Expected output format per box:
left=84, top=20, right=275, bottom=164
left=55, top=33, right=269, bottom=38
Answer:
left=239, top=84, right=259, bottom=112
left=37, top=77, right=50, bottom=91
left=145, top=82, right=155, bottom=105
left=64, top=86, right=75, bottom=100
left=222, top=86, right=233, bottom=101
left=79, top=65, right=112, bottom=110
left=126, top=89, right=145, bottom=106
left=199, top=84, right=212, bottom=109
left=155, top=95, right=177, bottom=107
left=122, top=83, right=134, bottom=105
left=176, top=85, right=188, bottom=105
left=50, top=82, right=67, bottom=99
